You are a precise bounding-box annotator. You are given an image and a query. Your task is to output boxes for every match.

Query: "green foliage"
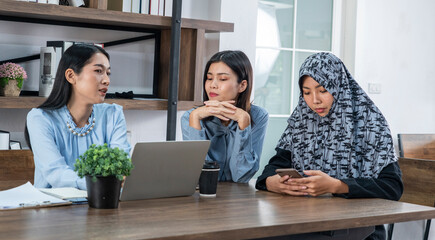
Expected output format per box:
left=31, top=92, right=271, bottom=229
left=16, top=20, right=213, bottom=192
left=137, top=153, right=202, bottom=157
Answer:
left=0, top=78, right=7, bottom=88
left=74, top=143, right=133, bottom=182
left=0, top=77, right=24, bottom=88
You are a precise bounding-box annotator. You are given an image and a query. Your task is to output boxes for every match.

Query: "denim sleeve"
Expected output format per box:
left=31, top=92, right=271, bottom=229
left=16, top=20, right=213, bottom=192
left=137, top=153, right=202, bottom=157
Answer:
left=229, top=109, right=269, bottom=183
left=27, top=109, right=86, bottom=190
left=181, top=110, right=207, bottom=140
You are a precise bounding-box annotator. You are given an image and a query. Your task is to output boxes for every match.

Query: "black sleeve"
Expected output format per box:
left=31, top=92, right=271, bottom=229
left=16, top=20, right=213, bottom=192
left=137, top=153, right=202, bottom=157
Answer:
left=255, top=148, right=292, bottom=191
left=334, top=162, right=403, bottom=200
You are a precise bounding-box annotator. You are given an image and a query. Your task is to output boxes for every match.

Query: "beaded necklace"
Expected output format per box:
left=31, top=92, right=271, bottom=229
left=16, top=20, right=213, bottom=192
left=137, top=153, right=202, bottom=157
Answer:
left=65, top=106, right=96, bottom=137
left=67, top=118, right=96, bottom=137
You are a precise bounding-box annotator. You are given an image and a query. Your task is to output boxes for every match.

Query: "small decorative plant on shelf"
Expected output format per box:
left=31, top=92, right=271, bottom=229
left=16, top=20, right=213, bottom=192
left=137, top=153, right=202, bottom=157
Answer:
left=74, top=143, right=133, bottom=209
left=0, top=62, right=27, bottom=97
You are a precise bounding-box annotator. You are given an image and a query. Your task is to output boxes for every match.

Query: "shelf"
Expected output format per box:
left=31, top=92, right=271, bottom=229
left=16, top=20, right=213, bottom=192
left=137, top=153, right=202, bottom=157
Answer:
left=0, top=0, right=234, bottom=33
left=0, top=0, right=233, bottom=112
left=0, top=96, right=199, bottom=111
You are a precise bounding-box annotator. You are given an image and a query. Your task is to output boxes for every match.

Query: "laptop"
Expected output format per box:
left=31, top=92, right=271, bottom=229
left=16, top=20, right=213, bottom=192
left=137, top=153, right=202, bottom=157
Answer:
left=120, top=140, right=210, bottom=201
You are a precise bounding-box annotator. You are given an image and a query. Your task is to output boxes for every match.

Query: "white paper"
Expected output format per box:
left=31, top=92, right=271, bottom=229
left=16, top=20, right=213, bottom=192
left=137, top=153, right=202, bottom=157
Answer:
left=0, top=182, right=68, bottom=210
left=39, top=187, right=87, bottom=200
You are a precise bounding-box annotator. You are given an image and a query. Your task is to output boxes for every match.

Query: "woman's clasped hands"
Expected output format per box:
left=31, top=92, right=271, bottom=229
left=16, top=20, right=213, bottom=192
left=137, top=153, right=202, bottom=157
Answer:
left=266, top=170, right=349, bottom=197
left=191, top=100, right=251, bottom=130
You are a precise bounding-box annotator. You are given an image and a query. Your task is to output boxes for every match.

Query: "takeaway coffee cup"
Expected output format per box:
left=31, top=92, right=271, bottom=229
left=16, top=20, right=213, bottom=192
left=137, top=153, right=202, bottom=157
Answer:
left=198, top=161, right=220, bottom=198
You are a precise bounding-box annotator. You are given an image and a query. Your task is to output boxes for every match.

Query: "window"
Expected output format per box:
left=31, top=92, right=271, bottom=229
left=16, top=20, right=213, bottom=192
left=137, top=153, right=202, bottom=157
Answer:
left=254, top=0, right=334, bottom=115
left=253, top=0, right=336, bottom=178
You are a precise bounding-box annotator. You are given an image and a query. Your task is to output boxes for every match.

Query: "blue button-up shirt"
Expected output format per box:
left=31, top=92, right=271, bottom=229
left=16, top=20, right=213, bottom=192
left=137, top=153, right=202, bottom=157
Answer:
left=27, top=103, right=130, bottom=190
left=181, top=105, right=268, bottom=183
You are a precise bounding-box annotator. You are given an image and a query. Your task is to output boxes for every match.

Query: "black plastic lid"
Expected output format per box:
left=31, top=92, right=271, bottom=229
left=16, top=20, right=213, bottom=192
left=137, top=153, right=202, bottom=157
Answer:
left=203, top=161, right=220, bottom=169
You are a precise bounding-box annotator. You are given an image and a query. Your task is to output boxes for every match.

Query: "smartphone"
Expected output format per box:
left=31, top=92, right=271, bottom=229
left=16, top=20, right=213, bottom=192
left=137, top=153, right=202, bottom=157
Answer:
left=275, top=168, right=303, bottom=178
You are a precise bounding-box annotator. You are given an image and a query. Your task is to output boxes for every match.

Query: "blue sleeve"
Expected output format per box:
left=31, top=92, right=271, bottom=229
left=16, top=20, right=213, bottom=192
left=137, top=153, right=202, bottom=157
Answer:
left=108, top=105, right=131, bottom=156
left=229, top=109, right=269, bottom=183
left=181, top=110, right=207, bottom=140
left=27, top=109, right=86, bottom=190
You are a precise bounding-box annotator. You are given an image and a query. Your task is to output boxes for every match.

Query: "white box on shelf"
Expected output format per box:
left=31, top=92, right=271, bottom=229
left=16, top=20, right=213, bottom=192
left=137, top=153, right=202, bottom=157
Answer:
left=0, top=130, right=10, bottom=150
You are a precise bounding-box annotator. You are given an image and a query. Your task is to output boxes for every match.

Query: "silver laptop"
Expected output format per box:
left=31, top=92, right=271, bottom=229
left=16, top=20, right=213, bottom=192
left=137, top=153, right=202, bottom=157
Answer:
left=120, top=140, right=210, bottom=201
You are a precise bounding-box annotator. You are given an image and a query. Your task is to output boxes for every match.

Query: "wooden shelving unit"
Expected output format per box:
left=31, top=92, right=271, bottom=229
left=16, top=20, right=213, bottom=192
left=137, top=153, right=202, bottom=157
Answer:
left=0, top=0, right=234, bottom=111
left=0, top=96, right=199, bottom=110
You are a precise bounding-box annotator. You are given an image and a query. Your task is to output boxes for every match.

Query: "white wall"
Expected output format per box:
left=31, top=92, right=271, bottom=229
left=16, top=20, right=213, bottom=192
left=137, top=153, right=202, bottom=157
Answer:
left=354, top=1, right=435, bottom=239
left=354, top=0, right=435, bottom=140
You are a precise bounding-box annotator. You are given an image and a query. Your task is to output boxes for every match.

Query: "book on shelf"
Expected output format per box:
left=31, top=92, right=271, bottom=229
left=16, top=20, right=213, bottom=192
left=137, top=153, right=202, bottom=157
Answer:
left=149, top=0, right=158, bottom=15
left=159, top=0, right=165, bottom=16
left=131, top=0, right=140, bottom=13
left=140, top=0, right=149, bottom=14
left=107, top=0, right=134, bottom=13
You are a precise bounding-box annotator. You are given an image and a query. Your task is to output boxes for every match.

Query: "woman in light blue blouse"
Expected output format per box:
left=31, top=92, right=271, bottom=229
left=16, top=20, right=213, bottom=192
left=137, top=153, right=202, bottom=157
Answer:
left=181, top=50, right=268, bottom=183
left=26, top=44, right=130, bottom=190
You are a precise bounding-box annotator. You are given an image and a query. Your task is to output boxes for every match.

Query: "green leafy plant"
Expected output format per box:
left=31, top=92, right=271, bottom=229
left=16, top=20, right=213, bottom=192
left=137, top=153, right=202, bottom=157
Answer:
left=74, top=143, right=133, bottom=182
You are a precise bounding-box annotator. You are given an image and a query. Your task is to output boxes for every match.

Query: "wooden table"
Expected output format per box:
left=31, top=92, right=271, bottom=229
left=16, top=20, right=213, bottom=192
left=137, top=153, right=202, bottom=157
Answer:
left=1, top=182, right=435, bottom=240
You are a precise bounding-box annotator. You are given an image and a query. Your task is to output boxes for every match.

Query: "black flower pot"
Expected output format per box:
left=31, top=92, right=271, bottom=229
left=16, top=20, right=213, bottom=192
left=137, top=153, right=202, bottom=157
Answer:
left=85, top=175, right=122, bottom=209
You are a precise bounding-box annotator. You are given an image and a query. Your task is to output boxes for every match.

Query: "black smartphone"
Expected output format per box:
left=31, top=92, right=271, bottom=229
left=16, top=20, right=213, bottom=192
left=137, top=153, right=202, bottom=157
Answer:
left=275, top=168, right=303, bottom=178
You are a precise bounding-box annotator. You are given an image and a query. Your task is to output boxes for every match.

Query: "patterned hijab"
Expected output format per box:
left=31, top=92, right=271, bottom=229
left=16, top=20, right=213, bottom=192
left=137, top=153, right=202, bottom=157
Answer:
left=277, top=52, right=396, bottom=179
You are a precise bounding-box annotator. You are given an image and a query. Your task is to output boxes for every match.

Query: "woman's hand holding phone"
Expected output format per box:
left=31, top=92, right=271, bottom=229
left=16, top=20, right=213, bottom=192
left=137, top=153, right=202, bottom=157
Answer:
left=286, top=170, right=349, bottom=196
left=275, top=168, right=303, bottom=178
left=265, top=171, right=308, bottom=196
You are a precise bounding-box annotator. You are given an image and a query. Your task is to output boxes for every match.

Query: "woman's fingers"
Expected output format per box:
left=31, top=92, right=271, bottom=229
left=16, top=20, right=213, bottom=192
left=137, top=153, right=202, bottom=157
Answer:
left=209, top=107, right=236, bottom=115
left=204, top=100, right=237, bottom=110
left=219, top=101, right=237, bottom=109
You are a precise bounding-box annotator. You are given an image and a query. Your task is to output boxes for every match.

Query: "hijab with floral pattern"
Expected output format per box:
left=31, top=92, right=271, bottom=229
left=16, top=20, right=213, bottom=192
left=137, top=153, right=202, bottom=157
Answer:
left=277, top=52, right=397, bottom=178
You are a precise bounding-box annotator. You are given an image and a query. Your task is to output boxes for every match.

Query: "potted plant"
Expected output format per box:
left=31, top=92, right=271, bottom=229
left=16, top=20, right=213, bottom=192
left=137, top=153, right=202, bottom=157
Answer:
left=74, top=143, right=133, bottom=209
left=0, top=62, right=27, bottom=97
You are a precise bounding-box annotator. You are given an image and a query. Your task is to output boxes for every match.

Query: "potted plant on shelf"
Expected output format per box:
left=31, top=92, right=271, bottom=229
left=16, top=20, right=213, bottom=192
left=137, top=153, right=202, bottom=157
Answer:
left=74, top=143, right=133, bottom=209
left=0, top=62, right=27, bottom=97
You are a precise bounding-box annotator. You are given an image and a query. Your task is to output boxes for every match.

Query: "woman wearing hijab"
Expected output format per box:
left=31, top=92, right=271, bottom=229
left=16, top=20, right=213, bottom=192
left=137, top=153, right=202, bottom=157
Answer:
left=256, top=52, right=402, bottom=240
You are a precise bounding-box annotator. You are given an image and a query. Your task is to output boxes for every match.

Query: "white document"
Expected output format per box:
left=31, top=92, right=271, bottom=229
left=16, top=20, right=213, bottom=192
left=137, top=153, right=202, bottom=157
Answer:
left=39, top=187, right=87, bottom=200
left=0, top=182, right=69, bottom=210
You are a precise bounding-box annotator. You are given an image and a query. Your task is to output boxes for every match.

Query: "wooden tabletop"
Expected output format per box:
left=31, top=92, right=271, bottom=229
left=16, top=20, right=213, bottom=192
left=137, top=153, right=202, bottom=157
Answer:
left=1, top=182, right=434, bottom=240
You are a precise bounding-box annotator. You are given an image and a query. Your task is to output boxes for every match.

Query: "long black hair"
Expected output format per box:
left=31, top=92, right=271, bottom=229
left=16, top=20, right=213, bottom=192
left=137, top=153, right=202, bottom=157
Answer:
left=25, top=44, right=109, bottom=149
left=203, top=50, right=253, bottom=113
left=38, top=44, right=109, bottom=109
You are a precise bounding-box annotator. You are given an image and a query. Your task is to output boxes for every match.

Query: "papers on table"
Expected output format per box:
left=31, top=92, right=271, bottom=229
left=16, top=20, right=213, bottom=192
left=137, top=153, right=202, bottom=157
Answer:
left=0, top=182, right=70, bottom=210
left=39, top=187, right=87, bottom=200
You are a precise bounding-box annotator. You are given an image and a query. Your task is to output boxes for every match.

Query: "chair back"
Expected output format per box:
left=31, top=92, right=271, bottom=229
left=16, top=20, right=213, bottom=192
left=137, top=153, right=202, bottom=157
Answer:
left=397, top=133, right=435, bottom=207
left=398, top=157, right=435, bottom=207
left=398, top=134, right=435, bottom=159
